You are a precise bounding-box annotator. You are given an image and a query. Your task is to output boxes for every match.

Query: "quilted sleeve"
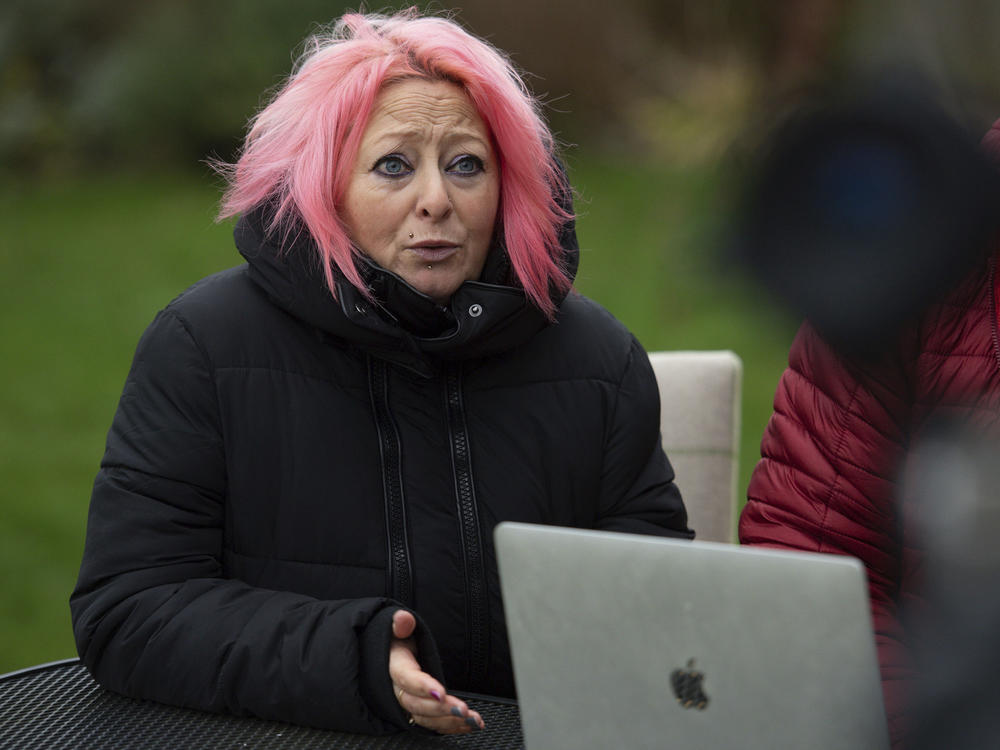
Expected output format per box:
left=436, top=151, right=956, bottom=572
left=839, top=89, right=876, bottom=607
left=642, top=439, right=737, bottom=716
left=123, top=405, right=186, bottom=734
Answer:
left=739, top=321, right=914, bottom=747
left=595, top=335, right=693, bottom=539
left=70, top=308, right=442, bottom=734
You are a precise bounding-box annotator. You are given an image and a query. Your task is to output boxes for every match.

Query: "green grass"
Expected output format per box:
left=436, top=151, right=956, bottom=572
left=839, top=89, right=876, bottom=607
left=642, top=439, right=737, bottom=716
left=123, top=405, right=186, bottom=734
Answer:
left=0, top=172, right=236, bottom=672
left=0, top=160, right=798, bottom=673
left=567, top=155, right=798, bottom=514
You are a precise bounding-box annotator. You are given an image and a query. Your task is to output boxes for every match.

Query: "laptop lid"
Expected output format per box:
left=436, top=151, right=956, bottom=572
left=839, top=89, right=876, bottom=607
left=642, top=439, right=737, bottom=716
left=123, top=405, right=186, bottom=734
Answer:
left=495, top=522, right=889, bottom=750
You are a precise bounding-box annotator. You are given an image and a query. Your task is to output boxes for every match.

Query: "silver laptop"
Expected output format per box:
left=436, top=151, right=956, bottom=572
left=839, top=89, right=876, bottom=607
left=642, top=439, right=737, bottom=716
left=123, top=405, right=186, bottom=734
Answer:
left=495, top=522, right=889, bottom=750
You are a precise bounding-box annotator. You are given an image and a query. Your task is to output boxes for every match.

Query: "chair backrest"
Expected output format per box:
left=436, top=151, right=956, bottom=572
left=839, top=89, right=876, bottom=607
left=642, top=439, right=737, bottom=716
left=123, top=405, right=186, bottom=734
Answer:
left=647, top=350, right=742, bottom=543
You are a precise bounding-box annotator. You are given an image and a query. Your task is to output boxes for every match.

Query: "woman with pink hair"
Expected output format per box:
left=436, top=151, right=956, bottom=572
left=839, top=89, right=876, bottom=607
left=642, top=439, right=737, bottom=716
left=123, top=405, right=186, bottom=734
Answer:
left=70, top=9, right=691, bottom=736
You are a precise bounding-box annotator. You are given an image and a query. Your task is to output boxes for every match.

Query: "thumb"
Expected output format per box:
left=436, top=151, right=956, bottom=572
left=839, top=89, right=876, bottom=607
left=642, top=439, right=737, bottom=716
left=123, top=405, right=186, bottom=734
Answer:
left=392, top=609, right=417, bottom=640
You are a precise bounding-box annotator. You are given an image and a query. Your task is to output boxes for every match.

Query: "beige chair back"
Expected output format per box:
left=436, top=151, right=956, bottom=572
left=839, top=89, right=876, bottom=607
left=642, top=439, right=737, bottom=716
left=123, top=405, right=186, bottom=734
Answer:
left=647, top=350, right=742, bottom=543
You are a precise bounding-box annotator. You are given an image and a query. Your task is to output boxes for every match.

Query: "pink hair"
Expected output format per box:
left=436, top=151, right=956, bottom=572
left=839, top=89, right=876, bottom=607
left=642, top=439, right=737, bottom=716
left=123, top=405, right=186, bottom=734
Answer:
left=217, top=9, right=573, bottom=319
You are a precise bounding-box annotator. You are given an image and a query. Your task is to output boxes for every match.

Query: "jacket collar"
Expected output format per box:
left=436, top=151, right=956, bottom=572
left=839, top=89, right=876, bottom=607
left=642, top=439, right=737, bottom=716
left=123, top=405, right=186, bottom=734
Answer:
left=235, top=204, right=579, bottom=376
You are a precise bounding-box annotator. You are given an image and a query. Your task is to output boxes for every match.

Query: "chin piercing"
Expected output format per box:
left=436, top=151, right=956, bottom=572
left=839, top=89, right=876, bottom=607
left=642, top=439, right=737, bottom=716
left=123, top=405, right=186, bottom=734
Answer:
left=409, top=232, right=414, bottom=238
left=426, top=264, right=433, bottom=270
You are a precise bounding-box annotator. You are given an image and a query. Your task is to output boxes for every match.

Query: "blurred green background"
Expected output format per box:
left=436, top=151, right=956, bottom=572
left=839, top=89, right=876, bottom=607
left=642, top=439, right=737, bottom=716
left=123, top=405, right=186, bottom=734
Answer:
left=3, top=0, right=999, bottom=673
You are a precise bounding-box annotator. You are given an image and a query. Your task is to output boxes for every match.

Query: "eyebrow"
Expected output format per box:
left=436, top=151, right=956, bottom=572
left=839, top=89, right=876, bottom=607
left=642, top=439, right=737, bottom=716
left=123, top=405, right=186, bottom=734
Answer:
left=365, top=127, right=491, bottom=151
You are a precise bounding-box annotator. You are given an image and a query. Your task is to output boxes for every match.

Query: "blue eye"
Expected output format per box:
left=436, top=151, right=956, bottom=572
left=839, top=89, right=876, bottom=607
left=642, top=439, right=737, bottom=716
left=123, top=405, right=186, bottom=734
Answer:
left=448, top=155, right=484, bottom=175
left=374, top=155, right=411, bottom=177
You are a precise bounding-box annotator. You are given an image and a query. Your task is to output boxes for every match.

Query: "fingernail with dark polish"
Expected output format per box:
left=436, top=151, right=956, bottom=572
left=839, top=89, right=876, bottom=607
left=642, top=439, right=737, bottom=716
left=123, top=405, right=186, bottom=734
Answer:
left=430, top=690, right=443, bottom=701
left=450, top=706, right=464, bottom=718
left=465, top=716, right=479, bottom=729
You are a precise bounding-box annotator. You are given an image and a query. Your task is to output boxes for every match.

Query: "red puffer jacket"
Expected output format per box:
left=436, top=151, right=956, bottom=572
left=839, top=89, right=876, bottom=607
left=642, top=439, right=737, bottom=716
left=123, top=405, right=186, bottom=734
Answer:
left=740, top=120, right=1000, bottom=750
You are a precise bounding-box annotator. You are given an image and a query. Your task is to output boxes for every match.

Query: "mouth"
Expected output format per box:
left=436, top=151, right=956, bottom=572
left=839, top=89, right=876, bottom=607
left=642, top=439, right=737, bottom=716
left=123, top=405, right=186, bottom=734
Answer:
left=407, top=240, right=459, bottom=262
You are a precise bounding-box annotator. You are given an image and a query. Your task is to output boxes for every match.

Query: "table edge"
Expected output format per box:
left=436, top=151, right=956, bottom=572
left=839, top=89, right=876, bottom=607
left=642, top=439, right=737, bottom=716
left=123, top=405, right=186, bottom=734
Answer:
left=1, top=659, right=520, bottom=710
left=0, top=656, right=82, bottom=682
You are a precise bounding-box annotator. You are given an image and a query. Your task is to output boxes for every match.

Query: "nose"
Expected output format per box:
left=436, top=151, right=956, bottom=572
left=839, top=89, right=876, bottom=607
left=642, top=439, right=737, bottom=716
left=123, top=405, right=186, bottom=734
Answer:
left=415, top=169, right=452, bottom=220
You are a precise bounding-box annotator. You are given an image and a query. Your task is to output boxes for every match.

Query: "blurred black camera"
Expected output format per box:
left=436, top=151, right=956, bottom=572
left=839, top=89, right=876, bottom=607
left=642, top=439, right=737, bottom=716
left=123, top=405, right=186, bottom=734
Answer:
left=735, top=73, right=1000, bottom=748
left=735, top=73, right=1000, bottom=356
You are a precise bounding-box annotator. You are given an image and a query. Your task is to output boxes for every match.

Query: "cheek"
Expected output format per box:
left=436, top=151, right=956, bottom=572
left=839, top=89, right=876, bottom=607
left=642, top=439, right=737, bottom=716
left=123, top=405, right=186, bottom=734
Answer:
left=476, top=183, right=501, bottom=232
left=343, top=191, right=388, bottom=248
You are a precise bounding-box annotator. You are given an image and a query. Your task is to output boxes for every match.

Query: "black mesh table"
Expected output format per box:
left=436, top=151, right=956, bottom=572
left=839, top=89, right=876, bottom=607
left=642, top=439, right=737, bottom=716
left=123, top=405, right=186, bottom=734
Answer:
left=0, top=659, right=524, bottom=750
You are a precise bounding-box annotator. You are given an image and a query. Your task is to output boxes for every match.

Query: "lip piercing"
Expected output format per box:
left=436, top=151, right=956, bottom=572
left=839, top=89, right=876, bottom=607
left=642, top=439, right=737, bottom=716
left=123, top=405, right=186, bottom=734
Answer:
left=409, top=232, right=414, bottom=238
left=426, top=265, right=432, bottom=270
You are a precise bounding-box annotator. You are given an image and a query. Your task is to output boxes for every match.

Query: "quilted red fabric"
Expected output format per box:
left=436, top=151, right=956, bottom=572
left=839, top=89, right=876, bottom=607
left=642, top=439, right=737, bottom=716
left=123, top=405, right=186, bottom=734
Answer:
left=740, top=118, right=1000, bottom=749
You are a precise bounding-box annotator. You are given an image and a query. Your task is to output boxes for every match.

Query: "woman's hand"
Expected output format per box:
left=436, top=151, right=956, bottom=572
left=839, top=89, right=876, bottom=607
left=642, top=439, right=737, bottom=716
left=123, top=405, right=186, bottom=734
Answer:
left=389, top=609, right=484, bottom=733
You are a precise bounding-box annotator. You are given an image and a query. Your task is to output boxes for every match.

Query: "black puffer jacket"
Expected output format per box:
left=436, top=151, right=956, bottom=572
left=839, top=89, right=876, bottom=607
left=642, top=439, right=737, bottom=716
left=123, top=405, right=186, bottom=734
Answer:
left=70, top=205, right=692, bottom=734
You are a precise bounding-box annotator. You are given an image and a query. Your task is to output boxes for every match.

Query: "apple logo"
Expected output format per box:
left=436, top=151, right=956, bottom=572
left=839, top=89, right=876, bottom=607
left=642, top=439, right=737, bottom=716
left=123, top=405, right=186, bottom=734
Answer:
left=670, top=658, right=710, bottom=710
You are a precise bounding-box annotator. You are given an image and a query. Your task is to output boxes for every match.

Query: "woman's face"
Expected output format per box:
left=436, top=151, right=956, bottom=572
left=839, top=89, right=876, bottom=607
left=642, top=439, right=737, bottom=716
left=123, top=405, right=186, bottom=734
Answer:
left=341, top=78, right=500, bottom=305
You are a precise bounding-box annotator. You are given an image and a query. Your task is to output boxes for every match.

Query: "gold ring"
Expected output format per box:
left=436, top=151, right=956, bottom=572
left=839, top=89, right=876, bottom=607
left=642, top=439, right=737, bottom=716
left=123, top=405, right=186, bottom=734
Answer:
left=396, top=687, right=405, bottom=701
left=408, top=715, right=416, bottom=726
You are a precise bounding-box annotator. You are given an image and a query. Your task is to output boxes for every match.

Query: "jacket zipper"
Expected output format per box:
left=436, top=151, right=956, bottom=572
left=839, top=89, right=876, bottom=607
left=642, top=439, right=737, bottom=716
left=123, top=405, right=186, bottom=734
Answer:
left=444, top=363, right=490, bottom=687
left=368, top=356, right=414, bottom=605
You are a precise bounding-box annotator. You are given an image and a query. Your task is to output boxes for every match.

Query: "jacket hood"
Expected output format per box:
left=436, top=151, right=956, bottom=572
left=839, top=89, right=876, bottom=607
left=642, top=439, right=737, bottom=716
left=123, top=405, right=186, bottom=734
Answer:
left=235, top=198, right=579, bottom=376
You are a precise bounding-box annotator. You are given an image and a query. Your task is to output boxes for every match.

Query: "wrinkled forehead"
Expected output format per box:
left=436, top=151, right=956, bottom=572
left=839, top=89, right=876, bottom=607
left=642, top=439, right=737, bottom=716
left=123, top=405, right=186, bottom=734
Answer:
left=363, top=78, right=492, bottom=145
